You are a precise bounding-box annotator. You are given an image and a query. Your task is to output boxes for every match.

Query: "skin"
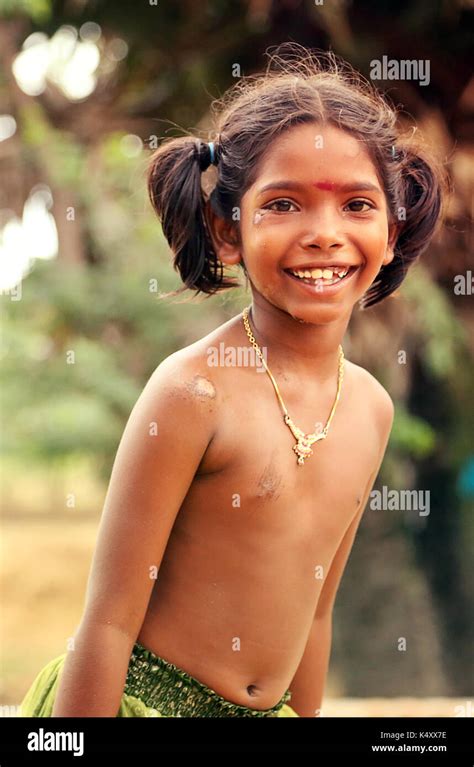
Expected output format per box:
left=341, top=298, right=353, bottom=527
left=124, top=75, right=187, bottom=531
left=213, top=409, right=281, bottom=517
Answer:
left=52, top=123, right=397, bottom=717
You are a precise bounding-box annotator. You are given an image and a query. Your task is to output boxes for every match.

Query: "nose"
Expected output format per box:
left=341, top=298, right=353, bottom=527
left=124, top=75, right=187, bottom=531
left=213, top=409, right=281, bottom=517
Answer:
left=299, top=209, right=344, bottom=251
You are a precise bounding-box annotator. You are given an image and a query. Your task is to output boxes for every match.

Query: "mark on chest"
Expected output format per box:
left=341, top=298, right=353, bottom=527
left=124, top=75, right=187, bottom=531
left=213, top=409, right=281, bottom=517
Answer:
left=255, top=462, right=283, bottom=502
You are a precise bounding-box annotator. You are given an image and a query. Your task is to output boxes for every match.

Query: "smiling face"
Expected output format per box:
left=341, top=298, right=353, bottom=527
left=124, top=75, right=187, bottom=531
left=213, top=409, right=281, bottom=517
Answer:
left=208, top=122, right=398, bottom=325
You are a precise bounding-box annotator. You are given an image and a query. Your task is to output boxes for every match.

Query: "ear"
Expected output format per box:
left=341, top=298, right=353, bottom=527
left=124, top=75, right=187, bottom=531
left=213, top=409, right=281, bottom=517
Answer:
left=203, top=201, right=242, bottom=266
left=382, top=221, right=399, bottom=266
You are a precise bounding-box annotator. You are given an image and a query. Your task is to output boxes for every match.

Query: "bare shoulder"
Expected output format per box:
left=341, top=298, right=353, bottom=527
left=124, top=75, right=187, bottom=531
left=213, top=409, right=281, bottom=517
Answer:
left=112, top=345, right=221, bottom=484
left=345, top=359, right=395, bottom=440
left=152, top=345, right=216, bottom=393
left=149, top=312, right=242, bottom=397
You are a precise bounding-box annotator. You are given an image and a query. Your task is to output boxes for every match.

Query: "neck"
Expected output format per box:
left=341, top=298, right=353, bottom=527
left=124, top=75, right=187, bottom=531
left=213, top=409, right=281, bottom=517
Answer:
left=243, top=299, right=349, bottom=384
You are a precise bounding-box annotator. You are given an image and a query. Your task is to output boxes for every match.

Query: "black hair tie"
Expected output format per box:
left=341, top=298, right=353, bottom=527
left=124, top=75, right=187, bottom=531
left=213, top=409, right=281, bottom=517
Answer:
left=196, top=140, right=219, bottom=171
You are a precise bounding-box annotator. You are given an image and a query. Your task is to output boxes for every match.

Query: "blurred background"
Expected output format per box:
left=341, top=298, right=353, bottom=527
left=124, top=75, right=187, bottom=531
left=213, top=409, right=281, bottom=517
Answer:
left=1, top=0, right=473, bottom=717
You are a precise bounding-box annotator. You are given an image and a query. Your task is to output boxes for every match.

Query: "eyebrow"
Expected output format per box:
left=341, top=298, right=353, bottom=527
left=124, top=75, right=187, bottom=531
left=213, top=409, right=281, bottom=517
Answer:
left=256, top=179, right=382, bottom=195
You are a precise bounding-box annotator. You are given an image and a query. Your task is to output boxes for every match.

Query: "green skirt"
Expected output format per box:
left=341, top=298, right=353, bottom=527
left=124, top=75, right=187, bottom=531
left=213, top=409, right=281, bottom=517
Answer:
left=19, top=641, right=299, bottom=718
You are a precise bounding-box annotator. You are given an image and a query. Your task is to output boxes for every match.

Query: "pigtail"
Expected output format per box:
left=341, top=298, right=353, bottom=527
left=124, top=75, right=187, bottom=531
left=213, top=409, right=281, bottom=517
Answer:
left=360, top=146, right=446, bottom=309
left=147, top=136, right=238, bottom=297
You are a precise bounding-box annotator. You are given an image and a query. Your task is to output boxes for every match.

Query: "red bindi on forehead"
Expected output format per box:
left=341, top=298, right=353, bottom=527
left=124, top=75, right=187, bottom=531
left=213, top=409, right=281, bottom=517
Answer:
left=312, top=181, right=338, bottom=190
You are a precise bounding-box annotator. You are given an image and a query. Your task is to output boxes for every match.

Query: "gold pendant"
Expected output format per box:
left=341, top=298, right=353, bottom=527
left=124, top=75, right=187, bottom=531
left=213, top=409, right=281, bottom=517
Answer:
left=284, top=415, right=326, bottom=465
left=241, top=308, right=344, bottom=468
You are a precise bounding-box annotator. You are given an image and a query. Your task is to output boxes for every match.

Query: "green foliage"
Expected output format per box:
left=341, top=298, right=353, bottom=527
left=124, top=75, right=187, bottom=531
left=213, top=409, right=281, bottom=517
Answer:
left=390, top=404, right=437, bottom=458
left=1, top=282, right=138, bottom=462
left=0, top=0, right=51, bottom=22
left=402, top=265, right=468, bottom=380
left=21, top=103, right=85, bottom=189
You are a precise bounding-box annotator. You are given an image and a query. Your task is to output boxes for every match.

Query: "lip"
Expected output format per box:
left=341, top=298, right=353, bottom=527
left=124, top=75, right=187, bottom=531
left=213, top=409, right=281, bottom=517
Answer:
left=283, top=265, right=360, bottom=296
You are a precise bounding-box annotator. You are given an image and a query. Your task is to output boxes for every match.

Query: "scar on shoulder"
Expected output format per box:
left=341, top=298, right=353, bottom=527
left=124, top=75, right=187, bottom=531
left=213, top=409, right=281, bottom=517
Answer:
left=186, top=374, right=216, bottom=400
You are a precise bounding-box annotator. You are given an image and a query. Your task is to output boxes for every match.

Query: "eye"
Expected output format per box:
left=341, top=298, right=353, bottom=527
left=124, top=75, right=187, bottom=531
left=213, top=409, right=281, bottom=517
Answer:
left=262, top=199, right=298, bottom=213
left=345, top=199, right=375, bottom=213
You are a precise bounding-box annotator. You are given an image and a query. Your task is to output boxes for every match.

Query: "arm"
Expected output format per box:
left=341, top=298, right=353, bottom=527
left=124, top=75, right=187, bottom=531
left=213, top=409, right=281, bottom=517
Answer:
left=287, top=388, right=394, bottom=717
left=52, top=353, right=217, bottom=716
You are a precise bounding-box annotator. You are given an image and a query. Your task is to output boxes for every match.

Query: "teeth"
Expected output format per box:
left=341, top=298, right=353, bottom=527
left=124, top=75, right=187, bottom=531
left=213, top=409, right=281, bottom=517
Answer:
left=291, top=267, right=349, bottom=282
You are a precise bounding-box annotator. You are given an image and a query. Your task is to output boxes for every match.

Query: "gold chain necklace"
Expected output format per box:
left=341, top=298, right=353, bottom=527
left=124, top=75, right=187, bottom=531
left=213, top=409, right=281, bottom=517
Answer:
left=242, top=306, right=344, bottom=466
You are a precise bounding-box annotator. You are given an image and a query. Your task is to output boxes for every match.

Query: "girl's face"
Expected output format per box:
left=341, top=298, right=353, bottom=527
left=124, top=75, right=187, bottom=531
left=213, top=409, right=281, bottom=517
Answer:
left=211, top=122, right=397, bottom=325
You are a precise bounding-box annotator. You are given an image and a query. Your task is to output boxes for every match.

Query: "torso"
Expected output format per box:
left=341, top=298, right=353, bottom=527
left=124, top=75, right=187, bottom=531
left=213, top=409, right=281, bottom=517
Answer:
left=137, top=313, right=382, bottom=709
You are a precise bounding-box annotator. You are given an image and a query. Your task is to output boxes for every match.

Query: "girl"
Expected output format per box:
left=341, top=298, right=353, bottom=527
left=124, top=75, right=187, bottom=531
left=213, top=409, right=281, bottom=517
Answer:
left=20, top=43, right=445, bottom=718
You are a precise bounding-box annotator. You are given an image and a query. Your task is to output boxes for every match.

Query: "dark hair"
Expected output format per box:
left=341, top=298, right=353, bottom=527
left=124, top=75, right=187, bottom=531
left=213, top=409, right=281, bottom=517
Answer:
left=147, top=42, right=447, bottom=307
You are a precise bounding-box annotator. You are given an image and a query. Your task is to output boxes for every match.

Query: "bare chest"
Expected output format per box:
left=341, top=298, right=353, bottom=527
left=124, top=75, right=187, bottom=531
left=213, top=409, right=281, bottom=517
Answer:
left=180, top=363, right=379, bottom=564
